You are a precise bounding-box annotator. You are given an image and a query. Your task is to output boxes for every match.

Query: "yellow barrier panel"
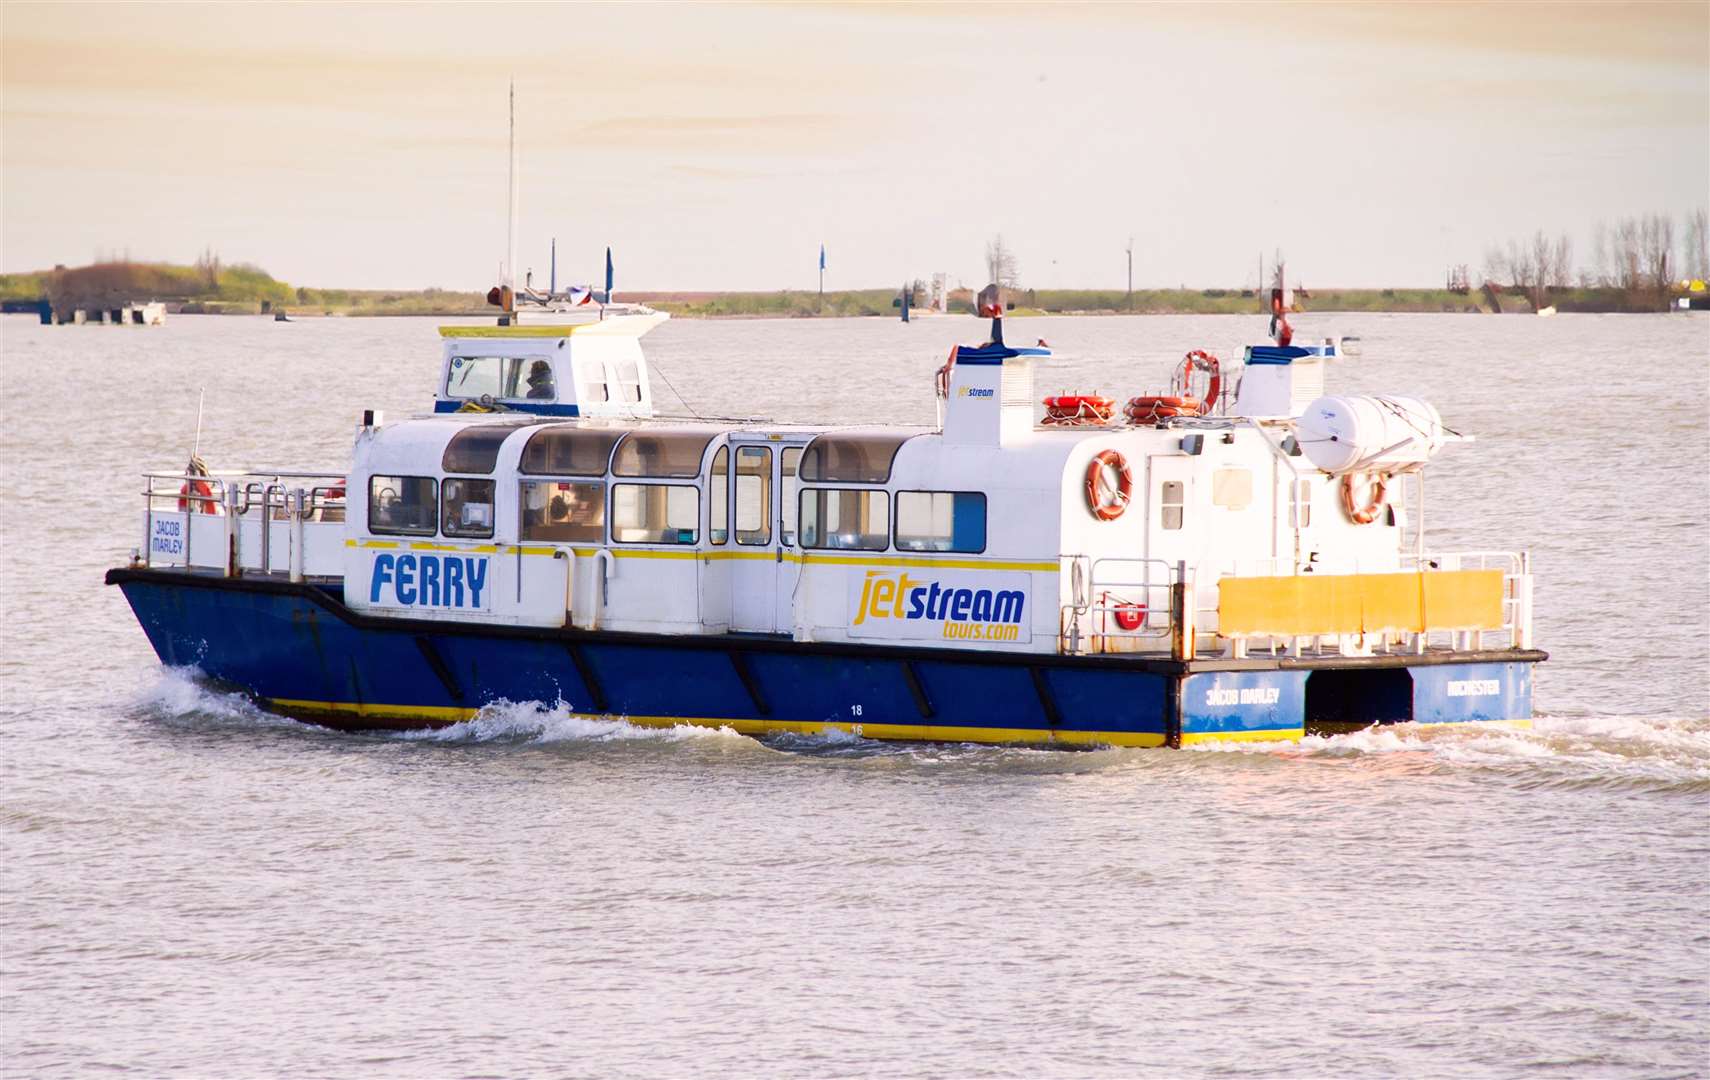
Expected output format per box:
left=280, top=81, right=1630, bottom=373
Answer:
left=1218, top=569, right=1504, bottom=638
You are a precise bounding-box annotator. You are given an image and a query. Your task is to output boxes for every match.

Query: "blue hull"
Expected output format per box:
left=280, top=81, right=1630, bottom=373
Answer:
left=107, top=569, right=1544, bottom=746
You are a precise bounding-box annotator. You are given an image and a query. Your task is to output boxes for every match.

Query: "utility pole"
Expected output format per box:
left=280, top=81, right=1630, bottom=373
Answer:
left=1125, top=236, right=1133, bottom=312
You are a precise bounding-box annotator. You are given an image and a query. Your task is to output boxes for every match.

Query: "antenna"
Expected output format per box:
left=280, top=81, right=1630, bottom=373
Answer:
left=506, top=81, right=518, bottom=309
left=191, top=387, right=206, bottom=462
left=549, top=237, right=556, bottom=298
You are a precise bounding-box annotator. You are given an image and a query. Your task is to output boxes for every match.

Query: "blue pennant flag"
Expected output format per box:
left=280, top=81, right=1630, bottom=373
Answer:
left=819, top=244, right=826, bottom=272
left=605, top=247, right=614, bottom=295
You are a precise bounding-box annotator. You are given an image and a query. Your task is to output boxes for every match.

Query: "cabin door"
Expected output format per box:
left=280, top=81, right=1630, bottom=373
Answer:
left=1145, top=455, right=1199, bottom=568
left=727, top=440, right=782, bottom=633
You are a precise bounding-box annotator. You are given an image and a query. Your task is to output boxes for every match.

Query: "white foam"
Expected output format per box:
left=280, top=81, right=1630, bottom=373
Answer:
left=396, top=697, right=743, bottom=745
left=132, top=666, right=298, bottom=728
left=1187, top=714, right=1710, bottom=786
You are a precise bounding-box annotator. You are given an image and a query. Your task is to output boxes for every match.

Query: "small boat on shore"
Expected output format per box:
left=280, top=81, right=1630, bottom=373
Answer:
left=108, top=289, right=1544, bottom=746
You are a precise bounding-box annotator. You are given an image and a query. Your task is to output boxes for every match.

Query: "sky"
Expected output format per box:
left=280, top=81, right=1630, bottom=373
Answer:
left=3, top=1, right=1706, bottom=291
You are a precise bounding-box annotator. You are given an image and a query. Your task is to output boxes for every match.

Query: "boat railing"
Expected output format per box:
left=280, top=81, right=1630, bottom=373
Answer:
left=1058, top=550, right=1534, bottom=660
left=137, top=470, right=348, bottom=581
left=1060, top=556, right=1181, bottom=657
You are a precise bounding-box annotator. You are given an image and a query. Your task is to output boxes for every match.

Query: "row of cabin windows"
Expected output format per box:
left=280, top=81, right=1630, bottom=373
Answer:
left=443, top=356, right=643, bottom=406
left=370, top=473, right=985, bottom=553
left=377, top=458, right=1268, bottom=544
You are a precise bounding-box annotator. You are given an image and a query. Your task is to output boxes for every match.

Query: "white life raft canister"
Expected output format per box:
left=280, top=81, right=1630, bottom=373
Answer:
left=1296, top=395, right=1446, bottom=474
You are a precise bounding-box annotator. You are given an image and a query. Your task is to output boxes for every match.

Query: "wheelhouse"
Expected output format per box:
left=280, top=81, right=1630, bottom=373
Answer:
left=432, top=314, right=668, bottom=419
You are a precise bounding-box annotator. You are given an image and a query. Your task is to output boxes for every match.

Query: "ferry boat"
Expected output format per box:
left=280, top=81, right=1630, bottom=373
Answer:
left=106, top=291, right=1545, bottom=746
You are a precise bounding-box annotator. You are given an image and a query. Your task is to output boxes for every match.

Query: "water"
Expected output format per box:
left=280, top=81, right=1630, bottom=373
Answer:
left=2, top=312, right=1707, bottom=1077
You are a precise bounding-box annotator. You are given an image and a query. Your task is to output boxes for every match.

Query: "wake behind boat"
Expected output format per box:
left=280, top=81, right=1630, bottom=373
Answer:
left=106, top=282, right=1544, bottom=746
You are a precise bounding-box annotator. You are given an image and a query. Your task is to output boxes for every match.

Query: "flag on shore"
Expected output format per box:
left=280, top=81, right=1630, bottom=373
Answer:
left=819, top=244, right=826, bottom=272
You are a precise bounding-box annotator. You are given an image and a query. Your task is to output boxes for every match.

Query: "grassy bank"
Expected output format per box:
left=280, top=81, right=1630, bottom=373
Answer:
left=3, top=261, right=1690, bottom=318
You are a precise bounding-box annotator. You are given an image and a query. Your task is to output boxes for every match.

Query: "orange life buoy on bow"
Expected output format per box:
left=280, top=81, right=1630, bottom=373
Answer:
left=178, top=477, right=220, bottom=514
left=1341, top=472, right=1389, bottom=525
left=1085, top=450, right=1132, bottom=521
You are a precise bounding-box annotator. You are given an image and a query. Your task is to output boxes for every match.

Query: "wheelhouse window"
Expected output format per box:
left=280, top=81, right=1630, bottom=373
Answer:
left=735, top=446, right=772, bottom=546
left=611, top=430, right=718, bottom=479
left=1211, top=468, right=1253, bottom=510
left=611, top=484, right=699, bottom=544
left=779, top=447, right=803, bottom=545
left=895, top=491, right=986, bottom=553
left=578, top=358, right=609, bottom=404
left=369, top=475, right=438, bottom=536
left=1160, top=481, right=1184, bottom=531
left=799, top=488, right=889, bottom=551
left=708, top=447, right=729, bottom=545
left=443, top=423, right=532, bottom=474
left=519, top=425, right=623, bottom=476
left=445, top=356, right=544, bottom=403
left=615, top=357, right=643, bottom=404
left=521, top=480, right=605, bottom=543
left=442, top=478, right=496, bottom=539
left=798, top=431, right=916, bottom=484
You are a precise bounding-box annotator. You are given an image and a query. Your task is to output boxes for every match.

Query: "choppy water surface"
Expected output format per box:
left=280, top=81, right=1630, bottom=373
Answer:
left=2, top=312, right=1706, bottom=1078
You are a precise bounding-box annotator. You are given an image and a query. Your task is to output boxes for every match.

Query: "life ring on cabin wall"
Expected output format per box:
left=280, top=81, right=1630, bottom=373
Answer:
left=1341, top=472, right=1389, bottom=525
left=178, top=477, right=220, bottom=515
left=1085, top=450, right=1132, bottom=521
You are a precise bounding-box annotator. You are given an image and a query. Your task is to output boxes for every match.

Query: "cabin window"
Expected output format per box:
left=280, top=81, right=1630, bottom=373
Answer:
left=1290, top=479, right=1312, bottom=528
left=369, top=475, right=438, bottom=536
left=616, top=357, right=643, bottom=404
left=1211, top=468, right=1253, bottom=511
left=708, top=447, right=729, bottom=544
left=779, top=447, right=803, bottom=545
left=443, top=424, right=532, bottom=474
left=798, top=431, right=915, bottom=484
left=520, top=480, right=605, bottom=543
left=611, top=484, right=699, bottom=544
left=894, top=491, right=986, bottom=553
left=735, top=446, right=772, bottom=546
left=519, top=425, right=623, bottom=476
left=1160, top=481, right=1184, bottom=531
left=799, top=488, right=889, bottom=551
left=442, top=478, right=496, bottom=539
left=611, top=431, right=718, bottom=478
left=445, top=356, right=540, bottom=402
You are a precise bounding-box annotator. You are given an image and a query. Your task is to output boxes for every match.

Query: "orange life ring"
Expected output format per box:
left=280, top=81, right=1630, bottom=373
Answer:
left=1085, top=450, right=1132, bottom=521
left=1125, top=395, right=1204, bottom=424
left=1341, top=472, right=1389, bottom=525
left=1042, top=394, right=1116, bottom=426
left=178, top=477, right=220, bottom=514
left=1178, top=350, right=1222, bottom=414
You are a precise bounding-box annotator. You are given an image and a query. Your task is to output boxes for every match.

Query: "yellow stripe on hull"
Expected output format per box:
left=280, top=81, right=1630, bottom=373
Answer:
left=264, top=698, right=1532, bottom=746
left=264, top=697, right=1167, bottom=747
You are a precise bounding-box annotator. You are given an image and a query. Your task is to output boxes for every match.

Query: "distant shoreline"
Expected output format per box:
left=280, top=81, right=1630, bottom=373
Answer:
left=3, top=261, right=1699, bottom=319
